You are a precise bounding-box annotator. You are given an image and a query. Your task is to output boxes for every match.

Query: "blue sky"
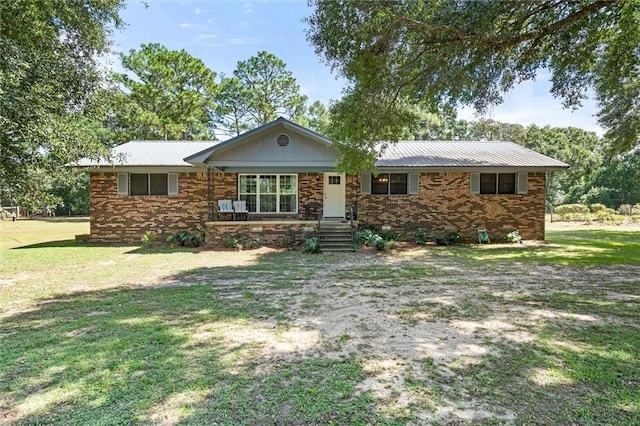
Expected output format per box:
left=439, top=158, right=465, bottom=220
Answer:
left=107, top=0, right=603, bottom=135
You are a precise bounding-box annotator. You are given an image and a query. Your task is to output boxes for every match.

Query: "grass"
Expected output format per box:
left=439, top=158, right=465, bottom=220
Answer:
left=1, top=218, right=639, bottom=424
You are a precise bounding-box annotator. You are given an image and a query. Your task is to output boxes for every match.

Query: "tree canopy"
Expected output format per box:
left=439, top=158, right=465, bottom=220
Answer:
left=307, top=0, right=640, bottom=166
left=215, top=51, right=308, bottom=137
left=0, top=0, right=125, bottom=206
left=110, top=43, right=219, bottom=142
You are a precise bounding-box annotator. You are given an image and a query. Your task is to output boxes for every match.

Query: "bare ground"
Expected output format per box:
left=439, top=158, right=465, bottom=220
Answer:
left=153, top=244, right=640, bottom=424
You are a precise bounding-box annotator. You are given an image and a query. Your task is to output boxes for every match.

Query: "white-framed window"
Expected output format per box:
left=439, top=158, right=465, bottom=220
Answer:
left=470, top=172, right=527, bottom=195
left=117, top=173, right=178, bottom=196
left=238, top=174, right=297, bottom=213
left=361, top=173, right=419, bottom=195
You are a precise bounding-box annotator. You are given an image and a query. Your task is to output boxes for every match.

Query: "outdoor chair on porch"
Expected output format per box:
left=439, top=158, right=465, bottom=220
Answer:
left=477, top=226, right=491, bottom=244
left=233, top=200, right=249, bottom=221
left=218, top=200, right=234, bottom=220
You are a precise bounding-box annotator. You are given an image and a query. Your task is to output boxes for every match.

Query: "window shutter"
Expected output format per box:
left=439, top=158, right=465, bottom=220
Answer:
left=117, top=173, right=128, bottom=195
left=517, top=172, right=528, bottom=194
left=470, top=173, right=480, bottom=194
left=168, top=173, right=179, bottom=195
left=360, top=173, right=371, bottom=194
left=408, top=173, right=419, bottom=194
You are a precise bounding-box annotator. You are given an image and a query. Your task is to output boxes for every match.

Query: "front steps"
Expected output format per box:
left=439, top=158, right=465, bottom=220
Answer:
left=318, top=220, right=354, bottom=252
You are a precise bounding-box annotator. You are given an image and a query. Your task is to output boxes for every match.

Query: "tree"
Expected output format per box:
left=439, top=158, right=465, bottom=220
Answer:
left=232, top=51, right=308, bottom=127
left=1, top=0, right=125, bottom=206
left=588, top=150, right=640, bottom=208
left=307, top=101, right=332, bottom=135
left=112, top=43, right=219, bottom=142
left=215, top=76, right=252, bottom=138
left=307, top=0, right=639, bottom=166
left=523, top=125, right=603, bottom=206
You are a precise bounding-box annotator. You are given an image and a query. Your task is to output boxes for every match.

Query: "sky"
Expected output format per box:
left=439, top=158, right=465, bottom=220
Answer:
left=106, top=0, right=604, bottom=135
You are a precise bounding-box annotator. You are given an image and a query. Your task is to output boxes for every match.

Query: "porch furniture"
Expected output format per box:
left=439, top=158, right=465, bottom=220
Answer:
left=218, top=200, right=234, bottom=220
left=233, top=200, right=249, bottom=221
left=477, top=226, right=491, bottom=244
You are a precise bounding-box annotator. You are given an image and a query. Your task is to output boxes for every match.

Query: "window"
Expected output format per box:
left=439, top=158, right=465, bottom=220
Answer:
left=372, top=173, right=407, bottom=195
left=120, top=173, right=178, bottom=196
left=479, top=173, right=516, bottom=194
left=239, top=174, right=297, bottom=213
left=328, top=175, right=341, bottom=185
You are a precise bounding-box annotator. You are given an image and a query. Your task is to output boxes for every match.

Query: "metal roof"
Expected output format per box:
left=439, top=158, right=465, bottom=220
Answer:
left=377, top=141, right=569, bottom=169
left=76, top=141, right=218, bottom=167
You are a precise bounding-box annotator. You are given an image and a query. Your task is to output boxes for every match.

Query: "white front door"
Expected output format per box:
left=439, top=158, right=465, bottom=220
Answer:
left=323, top=173, right=345, bottom=218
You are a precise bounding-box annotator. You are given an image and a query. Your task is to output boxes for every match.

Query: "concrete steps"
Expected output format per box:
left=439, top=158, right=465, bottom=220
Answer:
left=318, top=221, right=354, bottom=252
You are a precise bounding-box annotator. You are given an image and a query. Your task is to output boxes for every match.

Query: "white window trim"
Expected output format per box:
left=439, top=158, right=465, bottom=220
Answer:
left=238, top=174, right=298, bottom=214
left=471, top=172, right=527, bottom=195
left=121, top=172, right=179, bottom=196
left=370, top=173, right=411, bottom=195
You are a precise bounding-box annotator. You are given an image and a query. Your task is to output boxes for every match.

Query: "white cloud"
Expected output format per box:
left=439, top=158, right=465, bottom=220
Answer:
left=195, top=33, right=218, bottom=40
left=202, top=36, right=265, bottom=47
left=194, top=8, right=204, bottom=15
left=244, top=2, right=253, bottom=13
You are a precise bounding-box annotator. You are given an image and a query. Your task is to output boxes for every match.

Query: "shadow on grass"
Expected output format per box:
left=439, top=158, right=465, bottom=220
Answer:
left=11, top=240, right=201, bottom=254
left=0, top=284, right=376, bottom=425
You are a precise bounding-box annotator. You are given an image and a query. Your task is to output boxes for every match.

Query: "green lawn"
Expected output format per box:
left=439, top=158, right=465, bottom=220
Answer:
left=1, top=219, right=638, bottom=425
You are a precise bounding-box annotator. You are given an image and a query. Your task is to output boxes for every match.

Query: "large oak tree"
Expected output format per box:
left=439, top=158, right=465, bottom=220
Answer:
left=306, top=0, right=639, bottom=168
left=1, top=0, right=125, bottom=206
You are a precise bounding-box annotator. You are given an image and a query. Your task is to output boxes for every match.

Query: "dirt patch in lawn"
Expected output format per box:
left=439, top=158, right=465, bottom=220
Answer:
left=157, top=246, right=639, bottom=424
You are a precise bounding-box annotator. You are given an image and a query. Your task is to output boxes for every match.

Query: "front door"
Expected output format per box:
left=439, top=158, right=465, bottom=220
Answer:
left=323, top=173, right=345, bottom=218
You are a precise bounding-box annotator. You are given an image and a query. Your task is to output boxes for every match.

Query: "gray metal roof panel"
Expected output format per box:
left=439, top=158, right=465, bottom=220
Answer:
left=76, top=141, right=219, bottom=167
left=377, top=141, right=569, bottom=169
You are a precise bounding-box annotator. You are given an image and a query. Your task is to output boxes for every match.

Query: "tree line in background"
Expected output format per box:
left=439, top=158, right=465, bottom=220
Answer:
left=1, top=0, right=638, bottom=216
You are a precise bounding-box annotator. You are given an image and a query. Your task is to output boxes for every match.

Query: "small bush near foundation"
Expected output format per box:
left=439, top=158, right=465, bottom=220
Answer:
left=222, top=231, right=261, bottom=250
left=303, top=237, right=321, bottom=253
left=446, top=231, right=461, bottom=244
left=167, top=230, right=204, bottom=247
left=413, top=228, right=431, bottom=245
left=355, top=229, right=396, bottom=250
left=505, top=230, right=522, bottom=244
left=141, top=231, right=155, bottom=248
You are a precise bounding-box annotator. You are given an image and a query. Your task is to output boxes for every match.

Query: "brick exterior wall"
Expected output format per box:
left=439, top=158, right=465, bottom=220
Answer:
left=206, top=222, right=317, bottom=248
left=88, top=172, right=208, bottom=243
left=350, top=172, right=546, bottom=242
left=89, top=170, right=546, bottom=245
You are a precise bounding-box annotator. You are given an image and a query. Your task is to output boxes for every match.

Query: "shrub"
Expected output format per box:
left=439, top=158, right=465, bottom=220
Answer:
left=354, top=229, right=375, bottom=248
left=590, top=203, right=608, bottom=213
left=618, top=204, right=632, bottom=215
left=446, top=231, right=460, bottom=244
left=221, top=231, right=261, bottom=250
left=413, top=228, right=432, bottom=245
left=594, top=208, right=616, bottom=222
left=303, top=237, right=321, bottom=253
left=634, top=204, right=640, bottom=215
left=505, top=230, right=522, bottom=243
left=141, top=231, right=155, bottom=248
left=355, top=229, right=396, bottom=250
left=555, top=204, right=590, bottom=215
left=167, top=230, right=204, bottom=247
left=222, top=233, right=241, bottom=249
